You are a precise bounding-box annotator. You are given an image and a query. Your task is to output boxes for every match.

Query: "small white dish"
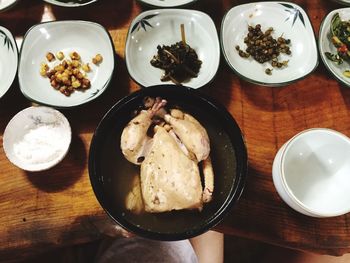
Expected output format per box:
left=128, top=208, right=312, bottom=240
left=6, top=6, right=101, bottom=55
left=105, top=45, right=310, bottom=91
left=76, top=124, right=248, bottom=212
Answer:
left=43, top=0, right=97, bottom=7
left=319, top=8, right=350, bottom=87
left=0, top=26, right=18, bottom=98
left=125, top=9, right=220, bottom=89
left=136, top=0, right=197, bottom=8
left=272, top=128, right=350, bottom=217
left=221, top=2, right=318, bottom=87
left=3, top=106, right=72, bottom=172
left=0, top=0, right=18, bottom=12
left=18, top=20, right=115, bottom=108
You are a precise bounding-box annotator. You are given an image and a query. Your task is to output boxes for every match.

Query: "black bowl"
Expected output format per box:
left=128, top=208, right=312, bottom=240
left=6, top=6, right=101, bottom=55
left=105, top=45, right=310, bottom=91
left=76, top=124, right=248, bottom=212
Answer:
left=88, top=85, right=247, bottom=241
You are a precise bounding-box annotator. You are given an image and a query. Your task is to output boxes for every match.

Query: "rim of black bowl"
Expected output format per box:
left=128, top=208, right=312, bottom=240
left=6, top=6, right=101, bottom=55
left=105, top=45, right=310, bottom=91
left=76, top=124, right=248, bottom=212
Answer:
left=88, top=85, right=248, bottom=241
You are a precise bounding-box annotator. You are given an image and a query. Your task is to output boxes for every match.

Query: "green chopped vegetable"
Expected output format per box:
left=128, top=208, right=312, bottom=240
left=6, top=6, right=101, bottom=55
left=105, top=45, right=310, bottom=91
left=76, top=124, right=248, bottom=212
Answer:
left=325, top=52, right=343, bottom=65
left=327, top=13, right=350, bottom=75
left=331, top=13, right=350, bottom=44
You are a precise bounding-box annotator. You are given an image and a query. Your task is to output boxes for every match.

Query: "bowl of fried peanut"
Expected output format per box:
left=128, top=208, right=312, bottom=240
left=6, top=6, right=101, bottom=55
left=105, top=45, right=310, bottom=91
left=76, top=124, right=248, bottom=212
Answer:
left=18, top=20, right=115, bottom=108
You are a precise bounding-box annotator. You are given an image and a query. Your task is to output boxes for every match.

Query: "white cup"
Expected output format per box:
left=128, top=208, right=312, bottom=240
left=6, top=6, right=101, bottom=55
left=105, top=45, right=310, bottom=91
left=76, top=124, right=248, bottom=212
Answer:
left=272, top=128, right=350, bottom=217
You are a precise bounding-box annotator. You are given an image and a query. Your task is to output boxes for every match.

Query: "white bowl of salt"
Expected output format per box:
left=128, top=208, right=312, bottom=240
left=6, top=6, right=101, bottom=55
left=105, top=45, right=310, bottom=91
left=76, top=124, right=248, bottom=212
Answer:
left=3, top=106, right=71, bottom=172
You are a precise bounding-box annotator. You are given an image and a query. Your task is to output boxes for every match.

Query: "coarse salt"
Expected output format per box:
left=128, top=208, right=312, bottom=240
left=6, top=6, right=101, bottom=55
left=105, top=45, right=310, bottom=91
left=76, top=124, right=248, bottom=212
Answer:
left=13, top=124, right=66, bottom=165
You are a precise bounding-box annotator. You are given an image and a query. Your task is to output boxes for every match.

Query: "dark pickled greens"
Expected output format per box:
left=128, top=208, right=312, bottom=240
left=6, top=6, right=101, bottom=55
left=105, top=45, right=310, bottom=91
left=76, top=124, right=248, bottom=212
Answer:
left=324, top=52, right=343, bottom=65
left=150, top=25, right=202, bottom=85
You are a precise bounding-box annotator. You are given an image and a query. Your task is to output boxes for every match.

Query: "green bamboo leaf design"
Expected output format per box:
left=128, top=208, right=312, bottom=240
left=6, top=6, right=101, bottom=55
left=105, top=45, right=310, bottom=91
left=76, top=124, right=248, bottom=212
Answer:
left=280, top=3, right=294, bottom=9
left=292, top=11, right=298, bottom=26
left=0, top=29, right=14, bottom=51
left=143, top=14, right=158, bottom=20
left=140, top=20, right=146, bottom=31
left=131, top=14, right=158, bottom=33
left=280, top=3, right=305, bottom=28
left=131, top=22, right=139, bottom=33
left=87, top=89, right=100, bottom=99
left=143, top=20, right=153, bottom=28
left=298, top=12, right=305, bottom=27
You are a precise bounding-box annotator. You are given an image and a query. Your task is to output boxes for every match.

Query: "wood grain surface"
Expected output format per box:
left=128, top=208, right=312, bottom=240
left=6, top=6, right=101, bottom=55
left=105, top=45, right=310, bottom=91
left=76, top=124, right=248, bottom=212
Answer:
left=1, top=0, right=350, bottom=261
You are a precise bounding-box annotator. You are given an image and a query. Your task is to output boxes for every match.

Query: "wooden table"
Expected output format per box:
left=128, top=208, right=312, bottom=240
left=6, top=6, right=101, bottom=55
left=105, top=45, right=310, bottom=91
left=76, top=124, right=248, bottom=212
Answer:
left=1, top=0, right=350, bottom=261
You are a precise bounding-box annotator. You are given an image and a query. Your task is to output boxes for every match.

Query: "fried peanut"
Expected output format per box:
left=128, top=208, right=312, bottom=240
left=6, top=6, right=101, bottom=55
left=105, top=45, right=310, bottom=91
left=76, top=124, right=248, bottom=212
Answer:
left=46, top=52, right=55, bottom=62
left=40, top=51, right=94, bottom=96
left=92, top=54, right=103, bottom=64
left=56, top=51, right=64, bottom=60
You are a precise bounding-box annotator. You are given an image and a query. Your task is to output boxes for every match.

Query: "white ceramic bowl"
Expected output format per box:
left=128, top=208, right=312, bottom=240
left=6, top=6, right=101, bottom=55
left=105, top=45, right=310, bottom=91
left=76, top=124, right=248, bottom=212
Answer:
left=319, top=8, right=350, bottom=88
left=0, top=26, right=18, bottom=98
left=136, top=0, right=197, bottom=8
left=43, top=0, right=97, bottom=7
left=272, top=128, right=350, bottom=217
left=0, top=0, right=18, bottom=12
left=221, top=2, right=318, bottom=87
left=3, top=106, right=72, bottom=172
left=18, top=20, right=115, bottom=108
left=125, top=9, right=220, bottom=89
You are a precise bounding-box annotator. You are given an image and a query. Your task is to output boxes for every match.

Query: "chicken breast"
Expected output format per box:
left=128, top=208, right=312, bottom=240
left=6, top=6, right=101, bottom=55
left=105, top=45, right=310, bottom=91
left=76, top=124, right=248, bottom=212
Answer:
left=140, top=126, right=203, bottom=212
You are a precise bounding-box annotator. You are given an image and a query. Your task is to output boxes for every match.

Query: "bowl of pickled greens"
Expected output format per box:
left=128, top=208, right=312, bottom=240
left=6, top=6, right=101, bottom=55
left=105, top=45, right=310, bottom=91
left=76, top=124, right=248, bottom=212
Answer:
left=125, top=9, right=220, bottom=89
left=319, top=9, right=350, bottom=87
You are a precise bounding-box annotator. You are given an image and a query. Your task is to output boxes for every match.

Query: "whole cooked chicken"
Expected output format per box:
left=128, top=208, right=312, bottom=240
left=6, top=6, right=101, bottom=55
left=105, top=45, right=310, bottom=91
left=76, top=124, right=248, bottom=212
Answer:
left=122, top=97, right=214, bottom=213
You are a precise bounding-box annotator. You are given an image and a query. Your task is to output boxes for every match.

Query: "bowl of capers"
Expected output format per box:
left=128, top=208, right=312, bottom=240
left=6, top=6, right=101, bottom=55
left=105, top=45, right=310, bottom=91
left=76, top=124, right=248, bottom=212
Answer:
left=221, top=2, right=318, bottom=87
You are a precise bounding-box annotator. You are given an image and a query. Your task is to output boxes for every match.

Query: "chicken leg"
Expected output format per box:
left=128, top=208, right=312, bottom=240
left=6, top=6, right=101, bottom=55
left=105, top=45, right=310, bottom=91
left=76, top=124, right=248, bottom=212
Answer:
left=120, top=98, right=167, bottom=165
left=164, top=109, right=210, bottom=162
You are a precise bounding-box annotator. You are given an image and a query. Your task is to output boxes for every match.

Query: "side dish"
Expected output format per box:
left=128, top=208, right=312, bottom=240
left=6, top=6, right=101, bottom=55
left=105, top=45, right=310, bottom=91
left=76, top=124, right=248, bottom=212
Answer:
left=150, top=24, right=202, bottom=85
left=235, top=24, right=292, bottom=75
left=40, top=51, right=103, bottom=96
left=325, top=13, right=350, bottom=77
left=120, top=97, right=214, bottom=214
